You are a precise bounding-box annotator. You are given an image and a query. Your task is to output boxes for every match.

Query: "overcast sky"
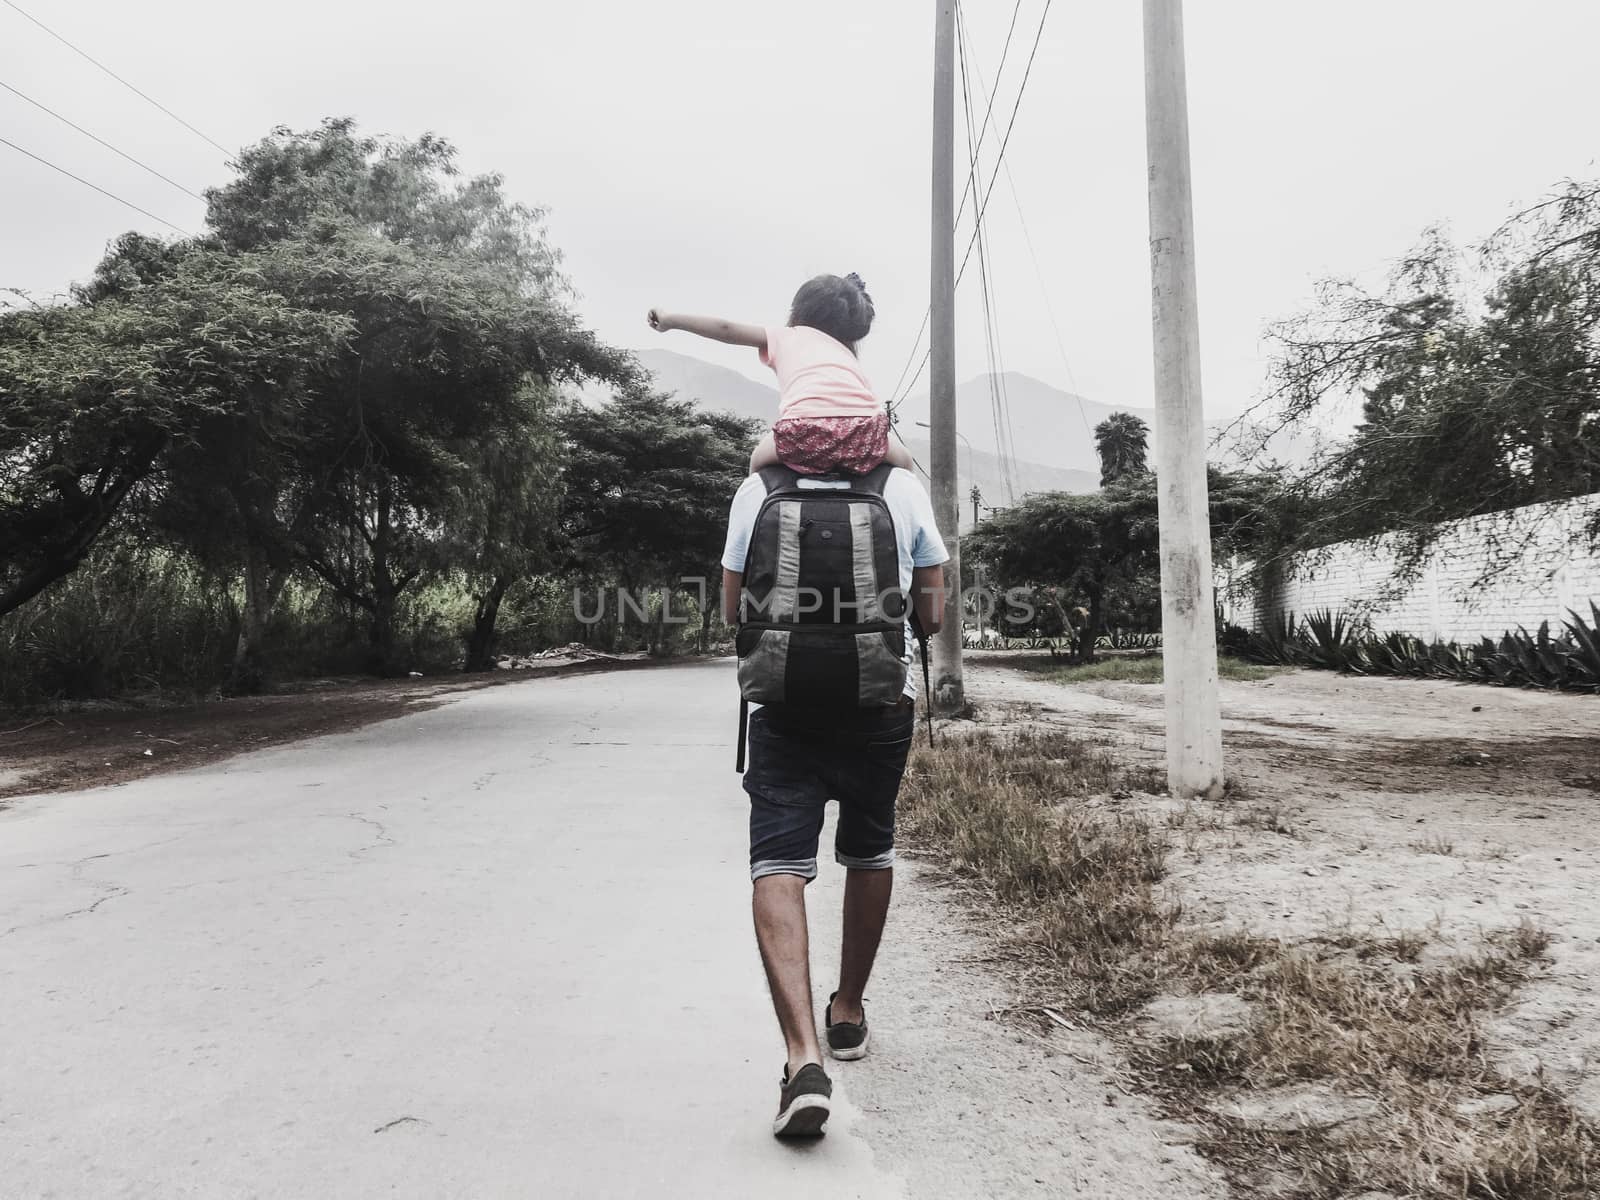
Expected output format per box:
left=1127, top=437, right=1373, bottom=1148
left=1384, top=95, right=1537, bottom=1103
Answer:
left=3, top=1, right=1598, bottom=421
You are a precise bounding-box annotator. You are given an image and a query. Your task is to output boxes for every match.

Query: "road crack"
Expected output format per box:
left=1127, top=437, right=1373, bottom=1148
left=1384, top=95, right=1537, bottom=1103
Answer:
left=0, top=846, right=150, bottom=940
left=346, top=810, right=396, bottom=860
left=373, top=1115, right=428, bottom=1134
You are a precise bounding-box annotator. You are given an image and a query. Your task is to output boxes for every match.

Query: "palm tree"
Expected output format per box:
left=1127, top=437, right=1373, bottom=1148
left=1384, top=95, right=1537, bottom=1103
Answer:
left=1094, top=413, right=1151, bottom=487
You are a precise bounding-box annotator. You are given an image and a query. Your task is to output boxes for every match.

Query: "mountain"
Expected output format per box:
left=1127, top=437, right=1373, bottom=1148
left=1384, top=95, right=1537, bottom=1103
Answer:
left=632, top=348, right=1314, bottom=478
left=621, top=351, right=1313, bottom=488
left=893, top=433, right=1099, bottom=521
left=895, top=373, right=1315, bottom=477
left=632, top=349, right=1099, bottom=523
left=631, top=349, right=779, bottom=427
left=895, top=374, right=1107, bottom=478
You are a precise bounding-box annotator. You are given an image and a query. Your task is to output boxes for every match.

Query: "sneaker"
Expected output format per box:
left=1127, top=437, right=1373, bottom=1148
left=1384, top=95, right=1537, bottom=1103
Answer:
left=772, top=1062, right=832, bottom=1138
left=825, top=993, right=870, bottom=1061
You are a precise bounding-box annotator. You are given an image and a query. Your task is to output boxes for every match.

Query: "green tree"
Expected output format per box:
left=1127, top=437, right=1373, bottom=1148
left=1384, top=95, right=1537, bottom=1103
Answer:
left=2, top=117, right=637, bottom=692
left=968, top=468, right=1288, bottom=659
left=1255, top=195, right=1600, bottom=574
left=195, top=120, right=631, bottom=674
left=1204, top=466, right=1299, bottom=564
left=0, top=255, right=349, bottom=618
left=557, top=389, right=759, bottom=654
left=1476, top=258, right=1599, bottom=499
left=269, top=229, right=620, bottom=672
left=71, top=231, right=194, bottom=303
left=967, top=480, right=1159, bottom=662
left=1093, top=412, right=1151, bottom=487
left=206, top=118, right=560, bottom=290
left=445, top=383, right=566, bottom=671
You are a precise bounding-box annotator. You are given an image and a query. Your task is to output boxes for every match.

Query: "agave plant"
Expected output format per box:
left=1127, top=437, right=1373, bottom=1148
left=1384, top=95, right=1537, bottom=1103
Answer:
left=1351, top=630, right=1422, bottom=676
left=1396, top=634, right=1436, bottom=677
left=1097, top=629, right=1163, bottom=651
left=1303, top=609, right=1359, bottom=671
left=1562, top=602, right=1600, bottom=692
left=1223, top=601, right=1600, bottom=696
left=1249, top=611, right=1304, bottom=665
left=1496, top=622, right=1566, bottom=688
left=1216, top=619, right=1257, bottom=658
left=1471, top=635, right=1518, bottom=685
left=1429, top=639, right=1476, bottom=680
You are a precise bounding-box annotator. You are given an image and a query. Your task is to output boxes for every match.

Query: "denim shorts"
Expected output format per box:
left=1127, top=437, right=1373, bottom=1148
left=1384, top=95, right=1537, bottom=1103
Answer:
left=743, top=699, right=916, bottom=882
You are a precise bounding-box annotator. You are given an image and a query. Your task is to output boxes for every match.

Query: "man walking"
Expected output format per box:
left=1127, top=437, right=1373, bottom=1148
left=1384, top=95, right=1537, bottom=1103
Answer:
left=720, top=464, right=948, bottom=1137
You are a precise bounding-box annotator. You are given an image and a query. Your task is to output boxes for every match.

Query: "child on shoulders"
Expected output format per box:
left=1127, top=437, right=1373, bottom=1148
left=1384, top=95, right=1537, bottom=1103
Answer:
left=648, top=273, right=914, bottom=477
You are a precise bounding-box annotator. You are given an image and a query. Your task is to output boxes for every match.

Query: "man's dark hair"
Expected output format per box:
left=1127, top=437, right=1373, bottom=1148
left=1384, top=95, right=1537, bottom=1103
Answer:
left=787, top=273, right=875, bottom=350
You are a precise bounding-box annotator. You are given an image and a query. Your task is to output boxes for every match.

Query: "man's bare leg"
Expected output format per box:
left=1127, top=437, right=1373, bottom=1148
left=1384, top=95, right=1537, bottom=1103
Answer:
left=752, top=874, right=823, bottom=1074
left=832, top=867, right=893, bottom=1025
left=749, top=431, right=780, bottom=474
left=881, top=440, right=916, bottom=472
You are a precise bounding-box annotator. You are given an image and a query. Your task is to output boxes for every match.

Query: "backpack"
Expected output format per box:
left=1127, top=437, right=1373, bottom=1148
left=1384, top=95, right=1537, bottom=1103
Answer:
left=734, top=464, right=933, bottom=771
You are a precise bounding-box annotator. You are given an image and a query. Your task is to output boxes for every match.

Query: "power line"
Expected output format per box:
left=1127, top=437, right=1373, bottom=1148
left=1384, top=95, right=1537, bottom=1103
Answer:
left=959, top=17, right=1094, bottom=441
left=884, top=310, right=930, bottom=415
left=1006, top=170, right=1087, bottom=409
left=0, top=136, right=191, bottom=234
left=1002, top=160, right=1095, bottom=441
left=958, top=2, right=1019, bottom=502
left=955, top=0, right=1053, bottom=286
left=0, top=79, right=206, bottom=201
left=966, top=7, right=1024, bottom=501
left=953, top=0, right=1022, bottom=229
left=888, top=0, right=1021, bottom=414
left=889, top=418, right=933, bottom=484
left=1, top=0, right=234, bottom=162
left=890, top=0, right=1053, bottom=414
left=893, top=352, right=931, bottom=412
left=974, top=201, right=1021, bottom=503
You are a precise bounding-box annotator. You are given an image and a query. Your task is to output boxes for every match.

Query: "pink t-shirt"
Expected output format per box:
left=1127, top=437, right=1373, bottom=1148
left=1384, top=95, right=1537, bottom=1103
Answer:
left=760, top=325, right=881, bottom=421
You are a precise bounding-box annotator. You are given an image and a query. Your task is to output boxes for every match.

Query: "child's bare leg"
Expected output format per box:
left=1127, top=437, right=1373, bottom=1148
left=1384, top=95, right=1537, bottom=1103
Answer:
left=882, top=439, right=916, bottom=470
left=749, top=431, right=781, bottom=474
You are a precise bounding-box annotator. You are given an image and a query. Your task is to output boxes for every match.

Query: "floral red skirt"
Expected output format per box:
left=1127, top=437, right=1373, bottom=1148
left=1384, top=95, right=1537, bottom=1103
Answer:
left=773, top=412, right=890, bottom=476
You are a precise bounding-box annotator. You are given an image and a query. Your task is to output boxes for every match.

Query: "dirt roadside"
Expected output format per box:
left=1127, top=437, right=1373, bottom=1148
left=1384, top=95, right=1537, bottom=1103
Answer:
left=960, top=653, right=1600, bottom=1169
left=0, top=652, right=657, bottom=804
left=815, top=840, right=1229, bottom=1198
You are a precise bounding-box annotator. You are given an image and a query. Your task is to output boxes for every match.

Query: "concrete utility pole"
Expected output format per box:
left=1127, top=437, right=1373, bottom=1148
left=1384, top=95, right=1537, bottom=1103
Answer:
left=1142, top=0, right=1224, bottom=798
left=929, top=0, right=963, bottom=712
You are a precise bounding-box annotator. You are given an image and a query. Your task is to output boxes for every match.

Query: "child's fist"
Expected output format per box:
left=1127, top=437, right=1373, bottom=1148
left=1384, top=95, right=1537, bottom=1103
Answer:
left=647, top=308, right=668, bottom=331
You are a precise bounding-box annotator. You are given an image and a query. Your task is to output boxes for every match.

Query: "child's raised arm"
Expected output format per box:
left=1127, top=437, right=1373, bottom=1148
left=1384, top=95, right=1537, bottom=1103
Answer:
left=648, top=309, right=767, bottom=350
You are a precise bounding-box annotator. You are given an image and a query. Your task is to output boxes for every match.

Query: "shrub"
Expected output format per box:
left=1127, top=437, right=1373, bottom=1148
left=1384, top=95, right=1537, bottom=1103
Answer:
left=1225, top=602, right=1600, bottom=694
left=0, top=546, right=236, bottom=706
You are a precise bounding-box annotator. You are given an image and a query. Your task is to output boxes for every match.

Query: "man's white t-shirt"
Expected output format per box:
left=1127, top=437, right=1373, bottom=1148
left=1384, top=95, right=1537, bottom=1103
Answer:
left=721, top=469, right=950, bottom=699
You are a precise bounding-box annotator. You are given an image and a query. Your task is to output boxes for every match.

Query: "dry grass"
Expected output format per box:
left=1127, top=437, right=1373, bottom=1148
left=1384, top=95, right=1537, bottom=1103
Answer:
left=900, top=728, right=1176, bottom=1013
left=1163, top=942, right=1597, bottom=1198
left=1235, top=802, right=1298, bottom=837
left=900, top=727, right=1599, bottom=1199
left=1411, top=832, right=1458, bottom=856
left=1391, top=929, right=1430, bottom=963
left=1008, top=655, right=1284, bottom=686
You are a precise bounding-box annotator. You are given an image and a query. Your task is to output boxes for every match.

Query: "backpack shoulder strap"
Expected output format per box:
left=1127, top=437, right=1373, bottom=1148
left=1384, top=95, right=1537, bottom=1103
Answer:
left=909, top=608, right=937, bottom=746
left=757, top=464, right=801, bottom=496
left=853, top=463, right=896, bottom=498
left=738, top=468, right=794, bottom=772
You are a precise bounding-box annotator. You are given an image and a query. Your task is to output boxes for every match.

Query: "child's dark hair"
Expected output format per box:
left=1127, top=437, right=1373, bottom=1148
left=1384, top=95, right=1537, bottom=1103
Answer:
left=788, top=273, right=875, bottom=350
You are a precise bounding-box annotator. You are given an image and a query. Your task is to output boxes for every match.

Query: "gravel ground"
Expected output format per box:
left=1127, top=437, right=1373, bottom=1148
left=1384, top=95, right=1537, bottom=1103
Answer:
left=964, top=655, right=1600, bottom=1126
left=808, top=819, right=1225, bottom=1198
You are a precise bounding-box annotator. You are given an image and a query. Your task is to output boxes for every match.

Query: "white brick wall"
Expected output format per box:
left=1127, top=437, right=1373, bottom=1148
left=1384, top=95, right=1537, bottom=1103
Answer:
left=1219, top=492, right=1600, bottom=642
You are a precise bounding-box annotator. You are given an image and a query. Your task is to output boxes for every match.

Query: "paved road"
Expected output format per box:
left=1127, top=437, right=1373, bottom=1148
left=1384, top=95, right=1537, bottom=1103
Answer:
left=0, top=662, right=905, bottom=1198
